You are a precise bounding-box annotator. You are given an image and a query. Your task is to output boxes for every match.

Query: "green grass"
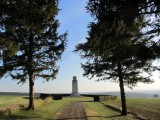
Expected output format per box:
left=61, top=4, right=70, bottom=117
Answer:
left=84, top=101, right=136, bottom=120
left=127, top=98, right=160, bottom=113
left=1, top=96, right=159, bottom=120
left=5, top=97, right=93, bottom=120
left=8, top=100, right=67, bottom=120
left=104, top=98, right=160, bottom=113
left=103, top=98, right=160, bottom=120
left=1, top=96, right=136, bottom=120
left=0, top=95, right=28, bottom=108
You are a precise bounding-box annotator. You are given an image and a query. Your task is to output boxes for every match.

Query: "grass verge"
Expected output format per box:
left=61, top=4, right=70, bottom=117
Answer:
left=103, top=98, right=160, bottom=120
left=1, top=96, right=158, bottom=120
left=84, top=101, right=136, bottom=120
left=0, top=96, right=53, bottom=119
left=0, top=95, right=28, bottom=108
left=3, top=97, right=88, bottom=120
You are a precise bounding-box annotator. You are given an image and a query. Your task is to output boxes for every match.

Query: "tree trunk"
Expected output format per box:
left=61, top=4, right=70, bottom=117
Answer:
left=27, top=72, right=35, bottom=110
left=118, top=62, right=127, bottom=115
left=27, top=33, right=34, bottom=110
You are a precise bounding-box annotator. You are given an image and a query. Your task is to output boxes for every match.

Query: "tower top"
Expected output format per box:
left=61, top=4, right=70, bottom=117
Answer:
left=73, top=76, right=77, bottom=80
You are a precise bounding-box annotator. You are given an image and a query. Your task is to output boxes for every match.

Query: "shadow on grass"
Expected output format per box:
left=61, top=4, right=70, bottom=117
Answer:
left=22, top=97, right=39, bottom=100
left=104, top=104, right=122, bottom=113
left=52, top=115, right=122, bottom=120
left=6, top=109, right=40, bottom=120
left=77, top=100, right=94, bottom=102
left=7, top=115, right=39, bottom=120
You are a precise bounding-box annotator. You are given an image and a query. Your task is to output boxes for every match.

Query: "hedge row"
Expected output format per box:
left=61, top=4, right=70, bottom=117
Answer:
left=39, top=93, right=63, bottom=100
left=94, top=95, right=117, bottom=102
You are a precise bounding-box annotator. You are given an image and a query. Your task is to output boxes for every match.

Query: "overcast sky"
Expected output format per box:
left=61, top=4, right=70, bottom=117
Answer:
left=0, top=0, right=159, bottom=93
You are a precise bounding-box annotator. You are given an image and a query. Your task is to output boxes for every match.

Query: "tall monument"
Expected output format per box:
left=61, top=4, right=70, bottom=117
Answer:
left=71, top=76, right=80, bottom=96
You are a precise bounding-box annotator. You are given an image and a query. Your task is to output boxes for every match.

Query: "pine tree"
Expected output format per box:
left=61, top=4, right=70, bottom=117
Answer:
left=0, top=0, right=67, bottom=110
left=76, top=0, right=159, bottom=115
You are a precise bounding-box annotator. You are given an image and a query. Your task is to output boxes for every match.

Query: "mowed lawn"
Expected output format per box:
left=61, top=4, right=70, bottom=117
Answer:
left=85, top=100, right=136, bottom=120
left=104, top=98, right=160, bottom=120
left=0, top=95, right=28, bottom=108
left=1, top=96, right=136, bottom=120
left=0, top=95, right=159, bottom=120
left=2, top=97, right=92, bottom=120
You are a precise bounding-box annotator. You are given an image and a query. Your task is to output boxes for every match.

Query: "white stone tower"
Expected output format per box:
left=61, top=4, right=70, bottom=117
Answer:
left=71, top=76, right=80, bottom=96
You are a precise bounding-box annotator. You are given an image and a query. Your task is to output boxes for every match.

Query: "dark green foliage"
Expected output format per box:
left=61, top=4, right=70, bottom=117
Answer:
left=39, top=93, right=53, bottom=100
left=87, top=0, right=160, bottom=32
left=94, top=96, right=117, bottom=102
left=39, top=93, right=63, bottom=100
left=0, top=40, right=19, bottom=78
left=52, top=95, right=63, bottom=100
left=0, top=0, right=67, bottom=110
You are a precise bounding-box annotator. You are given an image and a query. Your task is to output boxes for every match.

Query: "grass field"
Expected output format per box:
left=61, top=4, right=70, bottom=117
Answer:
left=1, top=97, right=92, bottom=120
left=104, top=98, right=160, bottom=120
left=0, top=95, right=159, bottom=120
left=0, top=95, right=28, bottom=108
left=85, top=101, right=136, bottom=120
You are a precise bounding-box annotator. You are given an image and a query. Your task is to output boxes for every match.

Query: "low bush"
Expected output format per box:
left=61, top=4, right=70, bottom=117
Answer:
left=94, top=95, right=117, bottom=102
left=53, top=95, right=62, bottom=100
left=39, top=93, right=53, bottom=99
left=39, top=93, right=63, bottom=100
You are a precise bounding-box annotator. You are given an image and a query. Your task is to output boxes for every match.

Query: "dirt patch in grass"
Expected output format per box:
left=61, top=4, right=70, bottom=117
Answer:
left=55, top=101, right=86, bottom=120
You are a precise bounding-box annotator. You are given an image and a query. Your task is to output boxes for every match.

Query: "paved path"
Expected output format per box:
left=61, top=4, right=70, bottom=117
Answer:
left=55, top=101, right=87, bottom=120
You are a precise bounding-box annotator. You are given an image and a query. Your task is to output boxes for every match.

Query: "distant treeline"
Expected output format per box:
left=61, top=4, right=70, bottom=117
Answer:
left=81, top=92, right=160, bottom=98
left=0, top=92, right=159, bottom=98
left=0, top=92, right=40, bottom=97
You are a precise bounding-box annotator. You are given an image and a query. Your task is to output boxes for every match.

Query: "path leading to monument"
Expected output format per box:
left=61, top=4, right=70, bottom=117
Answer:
left=55, top=101, right=87, bottom=120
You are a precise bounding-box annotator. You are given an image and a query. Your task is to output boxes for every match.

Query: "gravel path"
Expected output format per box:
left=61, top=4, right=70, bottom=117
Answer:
left=55, top=101, right=87, bottom=120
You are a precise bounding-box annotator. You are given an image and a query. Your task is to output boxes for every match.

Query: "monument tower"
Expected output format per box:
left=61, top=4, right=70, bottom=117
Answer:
left=71, top=76, right=80, bottom=96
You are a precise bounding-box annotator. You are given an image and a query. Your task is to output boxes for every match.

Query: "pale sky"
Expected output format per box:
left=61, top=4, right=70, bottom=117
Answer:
left=0, top=0, right=159, bottom=93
